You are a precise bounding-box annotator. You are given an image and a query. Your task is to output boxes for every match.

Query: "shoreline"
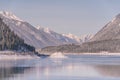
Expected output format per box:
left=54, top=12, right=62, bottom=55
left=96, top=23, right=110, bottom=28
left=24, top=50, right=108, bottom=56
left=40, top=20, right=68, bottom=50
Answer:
left=0, top=54, right=40, bottom=60
left=0, top=51, right=39, bottom=60
left=1, top=51, right=120, bottom=60
left=47, top=52, right=120, bottom=56
left=64, top=52, right=120, bottom=56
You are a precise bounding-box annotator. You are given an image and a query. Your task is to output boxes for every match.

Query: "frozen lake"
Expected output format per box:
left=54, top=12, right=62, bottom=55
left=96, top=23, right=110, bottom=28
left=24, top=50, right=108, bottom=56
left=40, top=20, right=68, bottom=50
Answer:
left=1, top=55, right=120, bottom=80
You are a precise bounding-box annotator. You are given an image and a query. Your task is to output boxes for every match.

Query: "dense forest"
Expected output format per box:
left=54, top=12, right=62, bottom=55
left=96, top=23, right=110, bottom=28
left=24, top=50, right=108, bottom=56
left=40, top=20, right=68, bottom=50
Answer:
left=0, top=18, right=35, bottom=52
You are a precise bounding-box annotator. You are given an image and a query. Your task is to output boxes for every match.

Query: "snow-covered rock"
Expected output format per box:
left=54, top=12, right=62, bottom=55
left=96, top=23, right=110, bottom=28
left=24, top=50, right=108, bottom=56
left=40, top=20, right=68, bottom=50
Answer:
left=50, top=52, right=67, bottom=58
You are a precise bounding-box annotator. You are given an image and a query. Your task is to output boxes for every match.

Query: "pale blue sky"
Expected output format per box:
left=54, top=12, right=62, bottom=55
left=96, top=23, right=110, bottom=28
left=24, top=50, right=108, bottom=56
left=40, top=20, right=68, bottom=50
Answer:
left=0, top=0, right=120, bottom=36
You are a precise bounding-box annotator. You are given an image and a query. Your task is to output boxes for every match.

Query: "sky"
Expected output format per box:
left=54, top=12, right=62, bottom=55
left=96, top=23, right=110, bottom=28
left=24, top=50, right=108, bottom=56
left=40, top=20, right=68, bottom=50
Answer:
left=0, top=0, right=120, bottom=36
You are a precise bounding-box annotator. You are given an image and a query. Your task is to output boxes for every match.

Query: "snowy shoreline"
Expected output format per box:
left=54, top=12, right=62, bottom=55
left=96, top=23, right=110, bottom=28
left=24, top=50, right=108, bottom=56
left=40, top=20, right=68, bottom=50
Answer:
left=0, top=55, right=39, bottom=60
left=41, top=52, right=120, bottom=59
left=0, top=51, right=39, bottom=60
left=64, top=52, right=120, bottom=56
left=1, top=51, right=120, bottom=60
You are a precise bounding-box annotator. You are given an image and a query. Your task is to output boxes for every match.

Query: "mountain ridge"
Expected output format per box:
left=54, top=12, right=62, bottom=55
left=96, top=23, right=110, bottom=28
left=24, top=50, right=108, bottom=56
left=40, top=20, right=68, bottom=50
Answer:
left=41, top=13, right=120, bottom=53
left=0, top=11, right=92, bottom=49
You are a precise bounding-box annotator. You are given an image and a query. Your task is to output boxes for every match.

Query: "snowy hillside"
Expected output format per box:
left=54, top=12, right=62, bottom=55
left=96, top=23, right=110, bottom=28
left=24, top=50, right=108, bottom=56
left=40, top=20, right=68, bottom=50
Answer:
left=36, top=26, right=81, bottom=44
left=41, top=13, right=120, bottom=53
left=0, top=11, right=92, bottom=49
left=63, top=33, right=93, bottom=43
left=91, top=14, right=120, bottom=41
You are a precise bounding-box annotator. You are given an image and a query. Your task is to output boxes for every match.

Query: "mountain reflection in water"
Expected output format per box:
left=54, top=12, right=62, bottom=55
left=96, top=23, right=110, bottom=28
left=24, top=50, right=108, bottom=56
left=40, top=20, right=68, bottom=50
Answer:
left=1, top=55, right=120, bottom=80
left=0, top=67, right=30, bottom=80
left=95, top=65, right=120, bottom=77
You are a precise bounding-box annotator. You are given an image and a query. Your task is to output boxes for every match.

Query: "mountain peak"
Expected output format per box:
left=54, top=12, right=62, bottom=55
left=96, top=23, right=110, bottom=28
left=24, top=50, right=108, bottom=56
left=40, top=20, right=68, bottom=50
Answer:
left=91, top=13, right=120, bottom=41
left=0, top=11, right=22, bottom=21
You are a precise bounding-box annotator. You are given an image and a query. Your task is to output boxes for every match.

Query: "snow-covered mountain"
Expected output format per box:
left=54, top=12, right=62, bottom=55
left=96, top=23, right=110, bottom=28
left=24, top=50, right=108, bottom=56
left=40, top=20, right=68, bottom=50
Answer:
left=91, top=14, right=120, bottom=41
left=63, top=33, right=93, bottom=43
left=41, top=13, right=120, bottom=53
left=37, top=26, right=93, bottom=44
left=0, top=11, right=92, bottom=49
left=36, top=25, right=80, bottom=44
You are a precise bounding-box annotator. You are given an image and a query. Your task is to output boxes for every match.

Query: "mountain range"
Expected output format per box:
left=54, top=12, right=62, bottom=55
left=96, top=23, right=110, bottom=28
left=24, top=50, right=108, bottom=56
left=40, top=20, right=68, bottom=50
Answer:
left=1, top=11, right=120, bottom=54
left=0, top=11, right=93, bottom=49
left=41, top=13, right=120, bottom=53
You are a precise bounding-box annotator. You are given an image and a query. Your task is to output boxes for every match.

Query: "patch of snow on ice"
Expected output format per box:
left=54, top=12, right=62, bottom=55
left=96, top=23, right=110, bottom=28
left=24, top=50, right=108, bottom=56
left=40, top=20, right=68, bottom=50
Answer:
left=50, top=52, right=67, bottom=58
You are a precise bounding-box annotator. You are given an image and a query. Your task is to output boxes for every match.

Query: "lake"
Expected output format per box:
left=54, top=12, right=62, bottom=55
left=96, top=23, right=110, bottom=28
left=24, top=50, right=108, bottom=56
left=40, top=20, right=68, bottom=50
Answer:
left=1, top=55, right=120, bottom=80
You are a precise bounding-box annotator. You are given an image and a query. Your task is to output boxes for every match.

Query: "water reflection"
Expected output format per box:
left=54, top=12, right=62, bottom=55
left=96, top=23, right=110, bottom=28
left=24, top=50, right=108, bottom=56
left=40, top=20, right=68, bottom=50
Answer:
left=1, top=56, right=120, bottom=80
left=0, top=67, right=30, bottom=80
left=95, top=65, right=120, bottom=77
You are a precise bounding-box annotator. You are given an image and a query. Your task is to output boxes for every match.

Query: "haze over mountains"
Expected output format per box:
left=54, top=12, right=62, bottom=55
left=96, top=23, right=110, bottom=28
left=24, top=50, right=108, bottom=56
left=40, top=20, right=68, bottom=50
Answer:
left=41, top=13, right=120, bottom=53
left=0, top=11, right=93, bottom=49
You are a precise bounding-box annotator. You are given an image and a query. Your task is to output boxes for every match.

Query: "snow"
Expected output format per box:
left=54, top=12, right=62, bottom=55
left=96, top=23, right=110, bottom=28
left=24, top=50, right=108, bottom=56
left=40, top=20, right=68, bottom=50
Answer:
left=111, top=17, right=116, bottom=22
left=0, top=51, right=39, bottom=60
left=63, top=33, right=93, bottom=43
left=78, top=52, right=120, bottom=56
left=0, top=11, right=92, bottom=49
left=63, top=33, right=81, bottom=43
left=36, top=25, right=82, bottom=45
left=50, top=52, right=67, bottom=58
left=91, top=13, right=120, bottom=41
left=44, top=27, right=51, bottom=33
left=80, top=34, right=93, bottom=42
left=0, top=11, right=23, bottom=21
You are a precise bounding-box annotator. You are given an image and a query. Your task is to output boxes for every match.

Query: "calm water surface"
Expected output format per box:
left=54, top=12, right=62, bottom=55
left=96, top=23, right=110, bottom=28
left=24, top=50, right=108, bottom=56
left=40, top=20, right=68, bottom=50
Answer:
left=1, top=55, right=120, bottom=80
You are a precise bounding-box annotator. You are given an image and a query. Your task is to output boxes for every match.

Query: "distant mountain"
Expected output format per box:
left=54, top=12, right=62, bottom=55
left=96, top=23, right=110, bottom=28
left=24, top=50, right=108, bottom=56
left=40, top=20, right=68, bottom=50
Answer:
left=36, top=26, right=81, bottom=45
left=91, top=14, right=120, bottom=41
left=0, top=17, right=35, bottom=52
left=41, top=13, right=120, bottom=53
left=37, top=26, right=93, bottom=45
left=0, top=11, right=92, bottom=49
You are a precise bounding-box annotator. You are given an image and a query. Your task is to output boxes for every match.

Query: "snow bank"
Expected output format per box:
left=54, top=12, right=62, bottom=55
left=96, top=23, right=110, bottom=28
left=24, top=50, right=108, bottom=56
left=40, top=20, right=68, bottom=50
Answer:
left=50, top=52, right=67, bottom=58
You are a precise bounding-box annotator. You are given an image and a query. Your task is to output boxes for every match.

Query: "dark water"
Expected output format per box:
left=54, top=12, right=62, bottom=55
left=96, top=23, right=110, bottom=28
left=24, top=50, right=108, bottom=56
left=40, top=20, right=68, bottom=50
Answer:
left=1, top=55, right=120, bottom=80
